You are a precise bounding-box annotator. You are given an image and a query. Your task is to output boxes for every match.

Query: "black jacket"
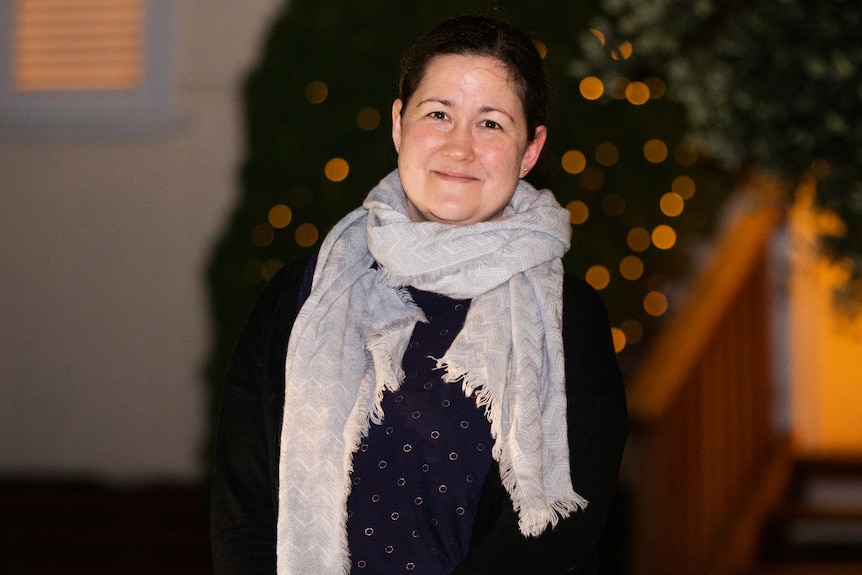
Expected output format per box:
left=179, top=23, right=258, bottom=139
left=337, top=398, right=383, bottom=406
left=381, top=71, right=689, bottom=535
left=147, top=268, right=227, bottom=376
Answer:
left=211, top=255, right=627, bottom=574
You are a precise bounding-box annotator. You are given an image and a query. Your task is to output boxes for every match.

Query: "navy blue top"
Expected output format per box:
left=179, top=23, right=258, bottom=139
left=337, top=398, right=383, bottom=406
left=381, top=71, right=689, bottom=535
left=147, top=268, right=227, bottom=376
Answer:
left=346, top=287, right=494, bottom=574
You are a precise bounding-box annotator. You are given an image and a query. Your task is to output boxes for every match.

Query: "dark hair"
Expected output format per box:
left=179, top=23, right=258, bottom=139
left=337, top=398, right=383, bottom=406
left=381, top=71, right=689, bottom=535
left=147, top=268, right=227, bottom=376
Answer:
left=398, top=15, right=549, bottom=142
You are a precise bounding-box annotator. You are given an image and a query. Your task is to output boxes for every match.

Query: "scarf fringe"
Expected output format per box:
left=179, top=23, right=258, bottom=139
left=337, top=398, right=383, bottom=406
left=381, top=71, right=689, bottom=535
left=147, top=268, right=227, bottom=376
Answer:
left=432, top=355, right=587, bottom=538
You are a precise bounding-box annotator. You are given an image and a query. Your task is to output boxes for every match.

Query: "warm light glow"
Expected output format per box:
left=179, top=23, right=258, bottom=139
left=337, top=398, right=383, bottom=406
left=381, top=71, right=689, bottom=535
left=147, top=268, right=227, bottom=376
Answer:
left=595, top=142, right=619, bottom=166
left=325, top=157, right=349, bottom=182
left=251, top=223, right=275, bottom=248
left=625, top=81, right=650, bottom=105
left=644, top=76, right=666, bottom=99
left=268, top=204, right=293, bottom=229
left=15, top=0, right=143, bottom=91
left=566, top=200, right=589, bottom=224
left=651, top=224, right=677, bottom=249
left=261, top=258, right=284, bottom=281
left=672, top=175, right=696, bottom=199
left=619, top=255, right=644, bottom=280
left=534, top=40, right=547, bottom=59
left=810, top=158, right=831, bottom=180
left=295, top=223, right=319, bottom=247
left=356, top=107, right=381, bottom=131
left=644, top=291, right=668, bottom=316
left=611, top=41, right=633, bottom=60
left=626, top=227, right=651, bottom=252
left=611, top=327, right=626, bottom=353
left=621, top=319, right=644, bottom=344
left=660, top=192, right=685, bottom=217
left=561, top=150, right=587, bottom=174
left=601, top=193, right=626, bottom=217
left=579, top=76, right=604, bottom=100
left=585, top=265, right=611, bottom=290
left=644, top=139, right=669, bottom=163
left=674, top=143, right=698, bottom=165
left=580, top=167, right=604, bottom=191
left=305, top=80, right=328, bottom=104
left=609, top=77, right=629, bottom=99
left=589, top=28, right=606, bottom=46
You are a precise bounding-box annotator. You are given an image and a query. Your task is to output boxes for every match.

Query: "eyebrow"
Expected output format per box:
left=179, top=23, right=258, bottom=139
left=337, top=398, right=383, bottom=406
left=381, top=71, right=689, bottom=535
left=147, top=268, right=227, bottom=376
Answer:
left=417, top=98, right=517, bottom=124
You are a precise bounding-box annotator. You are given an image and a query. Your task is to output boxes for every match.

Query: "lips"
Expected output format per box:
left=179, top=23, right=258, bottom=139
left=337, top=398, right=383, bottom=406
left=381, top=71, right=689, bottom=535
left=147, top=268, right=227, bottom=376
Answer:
left=432, top=169, right=480, bottom=183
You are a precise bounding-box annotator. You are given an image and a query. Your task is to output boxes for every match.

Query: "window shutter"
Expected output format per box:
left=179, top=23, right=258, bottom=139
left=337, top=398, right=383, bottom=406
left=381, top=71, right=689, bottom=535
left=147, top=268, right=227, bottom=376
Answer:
left=14, top=0, right=144, bottom=92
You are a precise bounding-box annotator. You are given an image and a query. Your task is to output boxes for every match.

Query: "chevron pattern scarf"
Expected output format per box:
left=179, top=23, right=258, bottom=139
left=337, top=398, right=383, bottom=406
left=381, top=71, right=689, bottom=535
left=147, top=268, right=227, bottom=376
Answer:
left=276, top=170, right=584, bottom=574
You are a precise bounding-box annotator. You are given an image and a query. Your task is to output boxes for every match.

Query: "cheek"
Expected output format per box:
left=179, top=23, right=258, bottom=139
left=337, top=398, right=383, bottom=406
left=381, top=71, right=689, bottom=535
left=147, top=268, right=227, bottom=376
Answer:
left=482, top=141, right=525, bottom=174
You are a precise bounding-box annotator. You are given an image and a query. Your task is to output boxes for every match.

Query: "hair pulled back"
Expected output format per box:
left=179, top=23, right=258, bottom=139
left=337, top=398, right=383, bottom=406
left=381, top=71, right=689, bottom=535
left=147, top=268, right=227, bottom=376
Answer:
left=398, top=15, right=549, bottom=142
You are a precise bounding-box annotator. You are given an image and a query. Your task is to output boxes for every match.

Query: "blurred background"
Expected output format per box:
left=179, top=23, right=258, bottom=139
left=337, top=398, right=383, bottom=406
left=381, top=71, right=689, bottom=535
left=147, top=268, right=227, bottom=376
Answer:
left=1, top=0, right=860, bottom=573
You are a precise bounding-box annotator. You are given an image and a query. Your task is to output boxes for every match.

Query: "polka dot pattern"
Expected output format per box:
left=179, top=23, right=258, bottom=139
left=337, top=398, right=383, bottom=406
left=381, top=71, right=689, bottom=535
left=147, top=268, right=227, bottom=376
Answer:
left=346, top=288, right=493, bottom=574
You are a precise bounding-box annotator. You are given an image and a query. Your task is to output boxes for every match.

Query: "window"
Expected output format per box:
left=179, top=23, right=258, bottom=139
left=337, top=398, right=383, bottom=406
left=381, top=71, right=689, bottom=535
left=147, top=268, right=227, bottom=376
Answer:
left=0, top=0, right=174, bottom=137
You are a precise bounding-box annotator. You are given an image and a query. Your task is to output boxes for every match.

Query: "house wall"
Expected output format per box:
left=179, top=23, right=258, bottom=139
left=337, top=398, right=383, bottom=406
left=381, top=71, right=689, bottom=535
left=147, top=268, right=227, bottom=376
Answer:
left=0, top=1, right=283, bottom=482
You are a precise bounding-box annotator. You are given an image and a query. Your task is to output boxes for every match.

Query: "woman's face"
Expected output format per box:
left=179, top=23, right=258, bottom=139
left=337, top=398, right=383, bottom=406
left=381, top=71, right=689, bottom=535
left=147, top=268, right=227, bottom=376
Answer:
left=392, top=54, right=546, bottom=225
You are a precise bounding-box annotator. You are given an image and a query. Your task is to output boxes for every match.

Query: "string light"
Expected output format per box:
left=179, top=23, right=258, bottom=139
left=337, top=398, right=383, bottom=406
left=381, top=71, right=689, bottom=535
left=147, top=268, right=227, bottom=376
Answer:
left=325, top=158, right=349, bottom=182
left=305, top=80, right=328, bottom=104
left=566, top=200, right=589, bottom=224
left=562, top=150, right=587, bottom=174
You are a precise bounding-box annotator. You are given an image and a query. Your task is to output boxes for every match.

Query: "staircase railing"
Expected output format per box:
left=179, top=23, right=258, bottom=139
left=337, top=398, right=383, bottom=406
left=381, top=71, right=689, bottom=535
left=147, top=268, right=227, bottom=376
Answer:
left=622, top=196, right=793, bottom=575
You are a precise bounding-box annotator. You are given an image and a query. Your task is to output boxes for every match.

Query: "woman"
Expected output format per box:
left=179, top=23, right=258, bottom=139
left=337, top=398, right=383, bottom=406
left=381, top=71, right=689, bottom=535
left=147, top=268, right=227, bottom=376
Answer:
left=211, top=15, right=627, bottom=575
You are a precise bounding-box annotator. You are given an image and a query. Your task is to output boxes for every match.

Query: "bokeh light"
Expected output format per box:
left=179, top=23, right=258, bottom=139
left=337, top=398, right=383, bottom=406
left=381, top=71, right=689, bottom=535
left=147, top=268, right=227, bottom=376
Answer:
left=251, top=223, right=274, bottom=248
left=620, top=255, right=644, bottom=280
left=579, top=76, right=604, bottom=100
left=644, top=139, right=669, bottom=163
left=562, top=150, right=587, bottom=174
left=674, top=143, right=698, bottom=165
left=295, top=223, right=319, bottom=247
left=644, top=291, right=669, bottom=316
left=627, top=227, right=651, bottom=252
left=644, top=76, right=666, bottom=99
left=305, top=80, right=328, bottom=104
left=585, top=265, right=611, bottom=290
left=611, top=41, right=633, bottom=61
left=625, top=81, right=650, bottom=105
left=268, top=204, right=293, bottom=229
left=672, top=175, right=696, bottom=199
left=356, top=107, right=381, bottom=131
left=595, top=142, right=619, bottom=166
left=589, top=28, right=606, bottom=46
left=580, top=167, right=604, bottom=191
left=660, top=192, right=685, bottom=217
left=324, top=157, right=349, bottom=182
left=652, top=224, right=677, bottom=250
left=566, top=200, right=589, bottom=225
left=611, top=327, right=626, bottom=353
left=534, top=40, right=547, bottom=59
left=609, top=77, right=629, bottom=99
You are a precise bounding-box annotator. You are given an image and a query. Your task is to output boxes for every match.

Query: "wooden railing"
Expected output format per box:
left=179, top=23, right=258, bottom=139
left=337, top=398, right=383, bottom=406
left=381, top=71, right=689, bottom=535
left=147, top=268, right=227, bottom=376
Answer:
left=622, top=199, right=793, bottom=575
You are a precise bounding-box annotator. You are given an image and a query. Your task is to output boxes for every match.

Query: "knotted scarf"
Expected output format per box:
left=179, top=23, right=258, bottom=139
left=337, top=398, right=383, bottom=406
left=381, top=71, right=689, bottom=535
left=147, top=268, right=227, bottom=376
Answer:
left=276, top=169, right=585, bottom=574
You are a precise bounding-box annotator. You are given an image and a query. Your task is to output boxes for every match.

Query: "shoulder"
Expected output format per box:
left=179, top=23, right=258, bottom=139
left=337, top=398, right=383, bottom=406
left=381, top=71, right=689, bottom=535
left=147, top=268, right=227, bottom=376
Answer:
left=560, top=273, right=621, bottom=388
left=252, top=253, right=317, bottom=319
left=562, top=273, right=611, bottom=323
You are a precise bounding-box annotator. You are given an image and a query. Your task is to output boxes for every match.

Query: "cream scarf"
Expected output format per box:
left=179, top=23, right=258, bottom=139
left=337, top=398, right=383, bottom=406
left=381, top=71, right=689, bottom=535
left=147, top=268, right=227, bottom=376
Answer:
left=276, top=170, right=584, bottom=574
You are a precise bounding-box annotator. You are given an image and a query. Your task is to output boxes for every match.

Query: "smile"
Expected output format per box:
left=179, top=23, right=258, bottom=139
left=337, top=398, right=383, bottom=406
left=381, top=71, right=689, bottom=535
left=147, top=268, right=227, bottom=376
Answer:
left=432, top=170, right=479, bottom=183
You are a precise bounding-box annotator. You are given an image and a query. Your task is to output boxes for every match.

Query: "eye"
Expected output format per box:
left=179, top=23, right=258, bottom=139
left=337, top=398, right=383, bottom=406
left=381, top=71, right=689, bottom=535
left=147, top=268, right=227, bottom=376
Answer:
left=481, top=119, right=502, bottom=130
left=429, top=111, right=447, bottom=120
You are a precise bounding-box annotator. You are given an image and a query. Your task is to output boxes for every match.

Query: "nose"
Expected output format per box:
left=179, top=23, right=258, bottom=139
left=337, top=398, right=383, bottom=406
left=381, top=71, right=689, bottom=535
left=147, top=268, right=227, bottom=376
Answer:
left=442, top=124, right=474, bottom=161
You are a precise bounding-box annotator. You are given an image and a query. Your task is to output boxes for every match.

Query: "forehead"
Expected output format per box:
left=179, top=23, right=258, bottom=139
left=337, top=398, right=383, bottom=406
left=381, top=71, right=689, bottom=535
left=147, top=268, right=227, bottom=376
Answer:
left=415, top=54, right=518, bottom=100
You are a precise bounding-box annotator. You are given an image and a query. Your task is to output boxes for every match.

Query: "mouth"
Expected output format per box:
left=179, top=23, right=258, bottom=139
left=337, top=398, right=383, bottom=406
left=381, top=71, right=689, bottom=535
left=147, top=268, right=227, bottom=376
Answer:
left=432, top=170, right=479, bottom=183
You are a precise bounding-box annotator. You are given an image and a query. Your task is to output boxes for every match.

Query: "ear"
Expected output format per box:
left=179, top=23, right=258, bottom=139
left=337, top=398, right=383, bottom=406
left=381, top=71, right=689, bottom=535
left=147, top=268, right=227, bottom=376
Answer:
left=391, top=99, right=404, bottom=153
left=520, top=125, right=548, bottom=175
